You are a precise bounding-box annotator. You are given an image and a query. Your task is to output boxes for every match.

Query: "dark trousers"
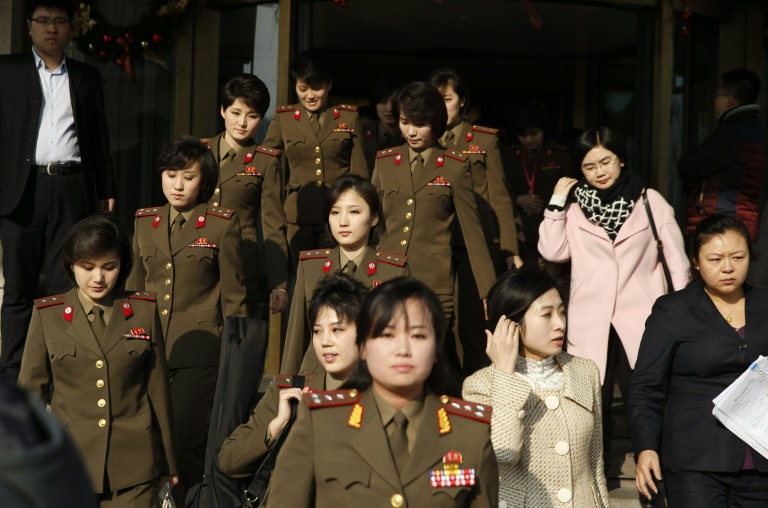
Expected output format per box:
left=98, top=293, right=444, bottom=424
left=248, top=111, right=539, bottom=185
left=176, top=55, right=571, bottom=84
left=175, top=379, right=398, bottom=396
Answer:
left=0, top=172, right=87, bottom=381
left=169, top=365, right=219, bottom=505
left=601, top=326, right=632, bottom=470
left=663, top=468, right=768, bottom=507
left=97, top=480, right=159, bottom=508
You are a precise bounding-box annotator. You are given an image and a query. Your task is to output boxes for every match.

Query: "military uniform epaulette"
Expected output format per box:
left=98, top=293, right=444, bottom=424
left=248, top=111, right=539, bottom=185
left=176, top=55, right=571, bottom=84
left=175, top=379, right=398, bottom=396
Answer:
left=305, top=389, right=361, bottom=409
left=275, top=374, right=315, bottom=388
left=376, top=251, right=407, bottom=267
left=200, top=138, right=211, bottom=146
left=444, top=149, right=468, bottom=163
left=299, top=249, right=332, bottom=261
left=376, top=148, right=400, bottom=159
left=440, top=395, right=492, bottom=424
left=136, top=207, right=162, bottom=217
left=207, top=206, right=235, bottom=220
left=129, top=291, right=157, bottom=302
left=335, top=104, right=357, bottom=113
left=471, top=125, right=498, bottom=136
left=275, top=104, right=298, bottom=113
left=34, top=294, right=67, bottom=309
left=255, top=146, right=281, bottom=157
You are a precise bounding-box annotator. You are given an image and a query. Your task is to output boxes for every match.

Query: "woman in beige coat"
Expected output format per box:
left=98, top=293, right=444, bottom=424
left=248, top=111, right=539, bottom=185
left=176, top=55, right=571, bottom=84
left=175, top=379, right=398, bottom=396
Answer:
left=463, top=268, right=609, bottom=507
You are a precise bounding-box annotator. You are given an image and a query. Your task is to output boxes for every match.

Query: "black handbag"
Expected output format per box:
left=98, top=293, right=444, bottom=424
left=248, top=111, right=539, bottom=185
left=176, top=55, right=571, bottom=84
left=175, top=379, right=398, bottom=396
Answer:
left=240, top=376, right=303, bottom=508
left=186, top=316, right=269, bottom=508
left=642, top=189, right=675, bottom=293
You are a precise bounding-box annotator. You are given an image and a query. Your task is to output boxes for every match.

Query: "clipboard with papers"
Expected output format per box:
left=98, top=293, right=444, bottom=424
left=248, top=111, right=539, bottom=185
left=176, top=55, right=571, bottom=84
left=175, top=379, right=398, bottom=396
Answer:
left=712, top=355, right=768, bottom=460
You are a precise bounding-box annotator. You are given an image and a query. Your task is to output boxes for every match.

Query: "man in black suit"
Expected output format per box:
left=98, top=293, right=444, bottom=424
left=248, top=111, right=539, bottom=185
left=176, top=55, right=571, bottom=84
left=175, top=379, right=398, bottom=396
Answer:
left=0, top=0, right=115, bottom=381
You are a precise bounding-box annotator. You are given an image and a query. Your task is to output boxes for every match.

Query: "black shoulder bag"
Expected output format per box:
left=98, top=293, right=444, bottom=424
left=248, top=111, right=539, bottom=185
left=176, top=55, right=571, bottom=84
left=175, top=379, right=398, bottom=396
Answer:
left=240, top=375, right=303, bottom=508
left=642, top=189, right=674, bottom=293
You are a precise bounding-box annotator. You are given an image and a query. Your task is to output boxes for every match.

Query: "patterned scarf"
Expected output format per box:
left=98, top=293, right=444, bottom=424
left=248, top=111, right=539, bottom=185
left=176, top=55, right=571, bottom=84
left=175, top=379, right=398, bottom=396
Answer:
left=573, top=170, right=644, bottom=242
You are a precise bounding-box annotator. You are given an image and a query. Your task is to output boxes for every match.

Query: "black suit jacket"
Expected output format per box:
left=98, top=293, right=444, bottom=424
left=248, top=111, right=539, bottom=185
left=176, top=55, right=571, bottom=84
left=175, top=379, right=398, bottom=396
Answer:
left=0, top=51, right=114, bottom=216
left=629, top=280, right=768, bottom=472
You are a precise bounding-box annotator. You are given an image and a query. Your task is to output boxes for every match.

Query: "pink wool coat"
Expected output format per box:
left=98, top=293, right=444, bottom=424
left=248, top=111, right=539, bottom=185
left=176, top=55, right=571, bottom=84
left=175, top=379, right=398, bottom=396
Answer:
left=538, top=188, right=690, bottom=383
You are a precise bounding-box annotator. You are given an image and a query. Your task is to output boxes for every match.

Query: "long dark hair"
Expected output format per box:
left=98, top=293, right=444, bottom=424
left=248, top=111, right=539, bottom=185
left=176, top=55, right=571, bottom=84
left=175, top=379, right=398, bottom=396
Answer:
left=342, top=277, right=460, bottom=397
left=62, top=215, right=133, bottom=291
left=689, top=214, right=753, bottom=283
left=323, top=174, right=385, bottom=247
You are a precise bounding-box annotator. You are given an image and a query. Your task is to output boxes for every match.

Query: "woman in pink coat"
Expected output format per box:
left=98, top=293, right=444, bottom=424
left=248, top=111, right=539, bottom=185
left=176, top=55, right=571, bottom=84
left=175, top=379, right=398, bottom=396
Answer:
left=537, top=126, right=689, bottom=474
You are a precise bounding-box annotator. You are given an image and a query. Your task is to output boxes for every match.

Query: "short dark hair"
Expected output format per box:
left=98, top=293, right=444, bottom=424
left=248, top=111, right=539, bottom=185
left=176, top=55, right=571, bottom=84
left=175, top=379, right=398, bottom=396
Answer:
left=342, top=277, right=460, bottom=397
left=290, top=50, right=333, bottom=88
left=370, top=75, right=402, bottom=108
left=220, top=74, right=270, bottom=117
left=307, top=273, right=367, bottom=328
left=515, top=103, right=548, bottom=136
left=721, top=69, right=761, bottom=106
left=428, top=67, right=471, bottom=116
left=26, top=0, right=73, bottom=19
left=156, top=136, right=218, bottom=204
left=396, top=82, right=447, bottom=140
left=62, top=215, right=132, bottom=291
left=323, top=174, right=385, bottom=247
left=570, top=127, right=628, bottom=175
left=689, top=214, right=753, bottom=283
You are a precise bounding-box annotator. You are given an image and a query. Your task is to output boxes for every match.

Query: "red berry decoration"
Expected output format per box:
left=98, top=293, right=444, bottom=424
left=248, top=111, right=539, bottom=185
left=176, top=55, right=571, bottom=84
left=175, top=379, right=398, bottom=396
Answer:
left=125, top=33, right=134, bottom=42
left=151, top=34, right=163, bottom=43
left=99, top=50, right=107, bottom=59
left=102, top=34, right=112, bottom=43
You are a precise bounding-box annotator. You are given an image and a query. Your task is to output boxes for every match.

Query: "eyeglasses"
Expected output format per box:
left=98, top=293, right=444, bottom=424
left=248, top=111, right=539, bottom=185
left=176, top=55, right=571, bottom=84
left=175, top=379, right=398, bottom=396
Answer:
left=582, top=157, right=618, bottom=173
left=30, top=17, right=70, bottom=27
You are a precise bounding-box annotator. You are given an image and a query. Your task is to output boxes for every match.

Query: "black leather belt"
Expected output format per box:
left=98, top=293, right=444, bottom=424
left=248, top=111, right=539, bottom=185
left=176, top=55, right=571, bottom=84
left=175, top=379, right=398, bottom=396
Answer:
left=33, top=162, right=82, bottom=175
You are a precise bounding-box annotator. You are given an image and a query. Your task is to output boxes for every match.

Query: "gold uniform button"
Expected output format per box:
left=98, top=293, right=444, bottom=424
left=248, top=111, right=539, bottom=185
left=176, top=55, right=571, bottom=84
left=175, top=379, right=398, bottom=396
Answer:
left=403, top=226, right=409, bottom=233
left=164, top=294, right=170, bottom=301
left=400, top=240, right=407, bottom=246
left=96, top=379, right=105, bottom=388
left=315, top=157, right=321, bottom=164
left=97, top=399, right=106, bottom=407
left=405, top=212, right=412, bottom=219
left=161, top=309, right=169, bottom=316
left=406, top=199, right=414, bottom=205
left=165, top=279, right=171, bottom=286
left=390, top=494, right=404, bottom=507
left=95, top=360, right=104, bottom=369
left=314, top=146, right=320, bottom=153
left=315, top=169, right=322, bottom=175
left=165, top=262, right=172, bottom=270
left=212, top=201, right=218, bottom=206
left=214, top=188, right=220, bottom=194
left=316, top=181, right=322, bottom=187
left=98, top=419, right=106, bottom=428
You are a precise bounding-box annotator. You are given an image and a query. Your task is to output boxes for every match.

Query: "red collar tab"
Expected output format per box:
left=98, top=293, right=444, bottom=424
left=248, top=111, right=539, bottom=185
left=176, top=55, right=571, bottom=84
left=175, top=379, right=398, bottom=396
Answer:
left=367, top=261, right=377, bottom=276
left=64, top=306, right=74, bottom=322
left=333, top=108, right=340, bottom=119
left=196, top=214, right=206, bottom=228
left=294, top=109, right=301, bottom=120
left=465, top=131, right=473, bottom=141
left=436, top=156, right=444, bottom=168
left=323, top=259, right=333, bottom=273
left=122, top=301, right=133, bottom=318
left=244, top=152, right=254, bottom=163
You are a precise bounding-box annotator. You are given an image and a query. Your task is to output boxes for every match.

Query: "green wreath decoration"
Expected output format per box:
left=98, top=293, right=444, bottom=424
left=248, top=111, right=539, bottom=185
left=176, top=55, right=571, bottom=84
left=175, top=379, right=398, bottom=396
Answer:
left=71, top=1, right=189, bottom=79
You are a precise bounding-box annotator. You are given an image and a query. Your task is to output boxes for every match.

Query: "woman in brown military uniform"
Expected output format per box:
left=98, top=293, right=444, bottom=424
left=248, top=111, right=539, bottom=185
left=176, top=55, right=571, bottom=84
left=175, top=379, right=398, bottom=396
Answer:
left=126, top=136, right=247, bottom=502
left=266, top=277, right=499, bottom=507
left=202, top=74, right=289, bottom=316
left=262, top=50, right=369, bottom=263
left=19, top=215, right=176, bottom=507
left=281, top=174, right=408, bottom=373
left=218, top=273, right=366, bottom=478
left=429, top=68, right=522, bottom=377
left=363, top=75, right=404, bottom=168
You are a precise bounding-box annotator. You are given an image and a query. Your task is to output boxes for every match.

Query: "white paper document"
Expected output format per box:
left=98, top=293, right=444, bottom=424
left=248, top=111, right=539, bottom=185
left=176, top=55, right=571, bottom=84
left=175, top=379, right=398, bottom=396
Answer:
left=712, top=355, right=768, bottom=460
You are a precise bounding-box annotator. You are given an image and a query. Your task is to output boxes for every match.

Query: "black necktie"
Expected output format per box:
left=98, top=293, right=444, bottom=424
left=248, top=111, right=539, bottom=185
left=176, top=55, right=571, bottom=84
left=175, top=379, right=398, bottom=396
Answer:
left=91, top=306, right=106, bottom=339
left=170, top=214, right=186, bottom=251
left=342, top=260, right=357, bottom=275
left=390, top=411, right=409, bottom=474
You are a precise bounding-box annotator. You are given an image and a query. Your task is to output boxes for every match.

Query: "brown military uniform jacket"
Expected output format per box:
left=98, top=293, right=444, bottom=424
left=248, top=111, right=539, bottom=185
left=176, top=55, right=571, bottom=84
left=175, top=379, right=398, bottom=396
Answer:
left=372, top=145, right=496, bottom=304
left=218, top=369, right=325, bottom=478
left=18, top=288, right=176, bottom=493
left=263, top=103, right=370, bottom=225
left=280, top=245, right=408, bottom=373
left=266, top=389, right=499, bottom=508
left=126, top=202, right=247, bottom=368
left=503, top=141, right=571, bottom=247
left=363, top=121, right=403, bottom=170
left=446, top=122, right=519, bottom=258
left=203, top=133, right=288, bottom=292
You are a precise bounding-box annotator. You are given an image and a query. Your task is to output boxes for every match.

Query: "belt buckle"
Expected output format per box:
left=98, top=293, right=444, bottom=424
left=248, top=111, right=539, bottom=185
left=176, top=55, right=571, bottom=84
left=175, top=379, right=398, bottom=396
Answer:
left=46, top=162, right=58, bottom=175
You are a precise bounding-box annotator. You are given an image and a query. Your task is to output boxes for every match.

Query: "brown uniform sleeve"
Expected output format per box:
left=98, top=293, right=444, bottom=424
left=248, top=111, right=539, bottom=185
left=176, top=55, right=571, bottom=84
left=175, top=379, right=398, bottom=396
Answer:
left=263, top=113, right=285, bottom=151
left=484, top=134, right=520, bottom=257
left=218, top=382, right=281, bottom=478
left=219, top=214, right=247, bottom=318
left=470, top=424, right=500, bottom=508
left=350, top=113, right=371, bottom=179
left=17, top=308, right=52, bottom=402
left=125, top=217, right=146, bottom=291
left=261, top=154, right=289, bottom=291
left=263, top=399, right=315, bottom=508
left=147, top=305, right=176, bottom=476
left=453, top=162, right=497, bottom=298
left=280, top=262, right=308, bottom=373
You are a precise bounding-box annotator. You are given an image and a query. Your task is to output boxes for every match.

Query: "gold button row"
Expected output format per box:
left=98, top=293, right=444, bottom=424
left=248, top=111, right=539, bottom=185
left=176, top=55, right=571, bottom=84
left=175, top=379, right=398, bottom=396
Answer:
left=96, top=379, right=104, bottom=388
left=98, top=419, right=106, bottom=427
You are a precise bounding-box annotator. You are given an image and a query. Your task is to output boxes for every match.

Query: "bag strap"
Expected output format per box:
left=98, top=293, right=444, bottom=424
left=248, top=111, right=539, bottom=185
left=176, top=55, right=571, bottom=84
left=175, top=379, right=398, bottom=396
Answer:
left=642, top=189, right=674, bottom=293
left=241, top=375, right=304, bottom=507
